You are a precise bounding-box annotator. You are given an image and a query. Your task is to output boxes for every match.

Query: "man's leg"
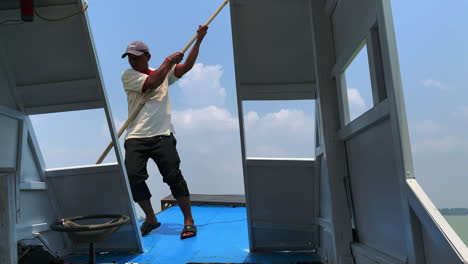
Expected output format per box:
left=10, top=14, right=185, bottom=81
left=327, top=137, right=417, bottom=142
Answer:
left=151, top=134, right=195, bottom=238
left=176, top=195, right=194, bottom=226
left=125, top=138, right=160, bottom=235
left=138, top=199, right=158, bottom=224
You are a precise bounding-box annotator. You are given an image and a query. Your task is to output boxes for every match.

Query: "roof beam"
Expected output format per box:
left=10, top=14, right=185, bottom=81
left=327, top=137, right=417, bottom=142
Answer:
left=24, top=100, right=103, bottom=115
left=238, top=81, right=316, bottom=100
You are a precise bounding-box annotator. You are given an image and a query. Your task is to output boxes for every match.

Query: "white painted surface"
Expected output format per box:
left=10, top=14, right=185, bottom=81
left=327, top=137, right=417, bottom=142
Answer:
left=0, top=170, right=18, bottom=264
left=352, top=243, right=406, bottom=264
left=310, top=0, right=355, bottom=262
left=47, top=164, right=141, bottom=251
left=407, top=179, right=468, bottom=264
left=0, top=3, right=104, bottom=114
left=245, top=159, right=317, bottom=251
left=230, top=0, right=316, bottom=101
left=0, top=114, right=19, bottom=168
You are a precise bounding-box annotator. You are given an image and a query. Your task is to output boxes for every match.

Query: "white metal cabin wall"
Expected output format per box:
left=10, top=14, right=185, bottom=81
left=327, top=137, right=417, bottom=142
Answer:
left=15, top=120, right=69, bottom=256
left=0, top=53, right=17, bottom=109
left=329, top=0, right=413, bottom=261
left=46, top=164, right=142, bottom=252
left=0, top=47, right=70, bottom=257
left=0, top=1, right=144, bottom=255
left=329, top=0, right=468, bottom=263
left=0, top=39, right=21, bottom=168
left=0, top=39, right=20, bottom=264
left=229, top=0, right=319, bottom=253
left=310, top=1, right=354, bottom=263
left=0, top=169, right=17, bottom=264
left=344, top=118, right=406, bottom=259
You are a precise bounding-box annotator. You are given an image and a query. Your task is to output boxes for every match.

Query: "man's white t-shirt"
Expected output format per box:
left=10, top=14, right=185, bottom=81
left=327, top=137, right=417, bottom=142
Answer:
left=121, top=67, right=178, bottom=139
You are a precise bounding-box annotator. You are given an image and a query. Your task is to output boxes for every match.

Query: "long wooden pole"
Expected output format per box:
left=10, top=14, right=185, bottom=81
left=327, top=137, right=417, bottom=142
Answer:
left=96, top=0, right=230, bottom=164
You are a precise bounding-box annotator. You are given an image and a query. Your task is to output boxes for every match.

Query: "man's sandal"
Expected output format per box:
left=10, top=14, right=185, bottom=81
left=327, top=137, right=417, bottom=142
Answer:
left=140, top=221, right=161, bottom=236
left=180, top=225, right=197, bottom=239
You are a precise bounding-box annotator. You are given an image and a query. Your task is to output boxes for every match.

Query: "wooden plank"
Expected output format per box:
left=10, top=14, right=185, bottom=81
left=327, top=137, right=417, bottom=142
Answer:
left=246, top=158, right=315, bottom=168
left=161, top=194, right=246, bottom=211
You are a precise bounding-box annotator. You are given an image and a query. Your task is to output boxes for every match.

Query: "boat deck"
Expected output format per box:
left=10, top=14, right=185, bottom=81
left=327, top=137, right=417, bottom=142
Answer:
left=65, top=205, right=320, bottom=264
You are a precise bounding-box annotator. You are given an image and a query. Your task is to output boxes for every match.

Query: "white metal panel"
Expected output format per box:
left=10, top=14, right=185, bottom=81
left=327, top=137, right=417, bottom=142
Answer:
left=46, top=164, right=141, bottom=252
left=245, top=158, right=316, bottom=251
left=0, top=170, right=17, bottom=264
left=0, top=60, right=17, bottom=109
left=17, top=191, right=57, bottom=231
left=332, top=0, right=377, bottom=71
left=407, top=179, right=468, bottom=263
left=374, top=2, right=425, bottom=263
left=421, top=226, right=464, bottom=264
left=318, top=155, right=331, bottom=220
left=230, top=0, right=316, bottom=100
left=352, top=243, right=406, bottom=264
left=0, top=114, right=19, bottom=168
left=345, top=119, right=407, bottom=260
left=20, top=141, right=43, bottom=182
left=309, top=1, right=354, bottom=262
left=0, top=2, right=105, bottom=114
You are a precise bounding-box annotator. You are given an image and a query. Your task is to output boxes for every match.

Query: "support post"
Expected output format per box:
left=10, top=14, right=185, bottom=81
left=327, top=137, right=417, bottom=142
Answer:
left=309, top=1, right=354, bottom=263
left=0, top=169, right=18, bottom=264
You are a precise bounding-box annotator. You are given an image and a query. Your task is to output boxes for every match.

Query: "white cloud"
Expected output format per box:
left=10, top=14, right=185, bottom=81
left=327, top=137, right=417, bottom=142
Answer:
left=414, top=136, right=468, bottom=154
left=347, top=88, right=366, bottom=107
left=173, top=106, right=238, bottom=133
left=412, top=120, right=440, bottom=134
left=177, top=63, right=226, bottom=108
left=172, top=107, right=316, bottom=159
left=244, top=109, right=315, bottom=158
left=347, top=88, right=368, bottom=120
left=244, top=111, right=259, bottom=129
left=421, top=79, right=447, bottom=90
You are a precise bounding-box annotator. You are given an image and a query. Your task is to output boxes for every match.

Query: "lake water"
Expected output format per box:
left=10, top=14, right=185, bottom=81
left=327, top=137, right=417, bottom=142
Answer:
left=445, top=215, right=468, bottom=246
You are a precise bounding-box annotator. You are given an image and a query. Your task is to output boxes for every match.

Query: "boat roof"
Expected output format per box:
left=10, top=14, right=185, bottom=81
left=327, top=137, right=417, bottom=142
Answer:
left=0, top=0, right=105, bottom=114
left=230, top=0, right=316, bottom=100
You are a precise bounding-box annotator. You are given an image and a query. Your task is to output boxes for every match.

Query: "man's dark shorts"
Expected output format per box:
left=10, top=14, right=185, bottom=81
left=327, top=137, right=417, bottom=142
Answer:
left=124, top=134, right=189, bottom=202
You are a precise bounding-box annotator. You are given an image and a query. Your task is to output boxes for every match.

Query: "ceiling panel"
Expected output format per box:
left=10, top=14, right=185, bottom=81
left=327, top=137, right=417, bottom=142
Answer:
left=0, top=1, right=104, bottom=114
left=230, top=0, right=317, bottom=100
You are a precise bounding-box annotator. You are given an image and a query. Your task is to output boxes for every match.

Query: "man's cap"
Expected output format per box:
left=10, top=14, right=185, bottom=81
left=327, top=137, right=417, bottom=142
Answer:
left=121, top=41, right=150, bottom=58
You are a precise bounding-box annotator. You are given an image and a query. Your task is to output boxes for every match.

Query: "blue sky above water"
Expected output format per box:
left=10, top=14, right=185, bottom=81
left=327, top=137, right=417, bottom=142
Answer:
left=30, top=1, right=468, bottom=212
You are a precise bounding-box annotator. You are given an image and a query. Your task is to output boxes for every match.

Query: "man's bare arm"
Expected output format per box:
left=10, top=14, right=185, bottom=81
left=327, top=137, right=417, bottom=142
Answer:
left=174, top=25, right=208, bottom=78
left=142, top=52, right=184, bottom=93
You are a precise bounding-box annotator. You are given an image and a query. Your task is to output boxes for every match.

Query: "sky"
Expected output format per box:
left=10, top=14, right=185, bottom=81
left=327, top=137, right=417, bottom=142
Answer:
left=29, top=0, right=468, bottom=218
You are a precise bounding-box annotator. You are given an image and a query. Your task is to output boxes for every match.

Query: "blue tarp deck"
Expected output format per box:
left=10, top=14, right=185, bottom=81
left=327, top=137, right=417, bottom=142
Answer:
left=65, top=205, right=319, bottom=264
